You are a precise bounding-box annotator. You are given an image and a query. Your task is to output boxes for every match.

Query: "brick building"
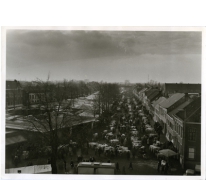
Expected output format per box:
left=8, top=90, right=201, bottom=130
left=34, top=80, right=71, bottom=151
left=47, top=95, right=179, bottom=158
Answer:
left=158, top=93, right=185, bottom=134
left=6, top=80, right=23, bottom=109
left=163, top=83, right=201, bottom=97
left=175, top=97, right=201, bottom=169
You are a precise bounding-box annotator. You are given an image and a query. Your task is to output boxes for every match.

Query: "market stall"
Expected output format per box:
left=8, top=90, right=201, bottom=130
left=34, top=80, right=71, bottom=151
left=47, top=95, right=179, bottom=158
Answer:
left=110, top=139, right=119, bottom=146
left=89, top=142, right=98, bottom=148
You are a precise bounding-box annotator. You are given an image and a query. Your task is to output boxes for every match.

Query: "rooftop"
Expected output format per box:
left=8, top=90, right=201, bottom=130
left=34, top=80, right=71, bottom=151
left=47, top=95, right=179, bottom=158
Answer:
left=175, top=97, right=201, bottom=122
left=138, top=88, right=148, bottom=94
left=164, top=83, right=201, bottom=94
left=6, top=80, right=21, bottom=90
left=147, top=90, right=160, bottom=101
left=145, top=88, right=155, bottom=96
left=168, top=98, right=193, bottom=117
left=152, top=97, right=167, bottom=107
left=159, top=93, right=185, bottom=108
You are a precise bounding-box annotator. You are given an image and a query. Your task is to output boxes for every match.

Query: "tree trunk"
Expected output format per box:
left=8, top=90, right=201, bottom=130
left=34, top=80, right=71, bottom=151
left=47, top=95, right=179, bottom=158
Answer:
left=51, top=160, right=57, bottom=174
left=51, top=146, right=58, bottom=174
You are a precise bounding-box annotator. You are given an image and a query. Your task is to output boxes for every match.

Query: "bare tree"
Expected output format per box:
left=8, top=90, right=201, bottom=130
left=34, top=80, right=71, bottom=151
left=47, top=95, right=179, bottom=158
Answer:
left=98, top=83, right=120, bottom=117
left=25, top=78, right=74, bottom=174
left=92, top=93, right=100, bottom=117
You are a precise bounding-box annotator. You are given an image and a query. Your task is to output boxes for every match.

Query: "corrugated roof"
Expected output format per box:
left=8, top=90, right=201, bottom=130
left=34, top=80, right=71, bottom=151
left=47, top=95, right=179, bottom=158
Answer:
left=139, top=88, right=147, bottom=94
left=168, top=99, right=193, bottom=117
left=159, top=93, right=185, bottom=108
left=164, top=83, right=201, bottom=94
left=175, top=97, right=201, bottom=120
left=147, top=90, right=160, bottom=101
left=6, top=81, right=18, bottom=90
left=6, top=135, right=27, bottom=146
left=152, top=97, right=167, bottom=107
left=145, top=88, right=155, bottom=96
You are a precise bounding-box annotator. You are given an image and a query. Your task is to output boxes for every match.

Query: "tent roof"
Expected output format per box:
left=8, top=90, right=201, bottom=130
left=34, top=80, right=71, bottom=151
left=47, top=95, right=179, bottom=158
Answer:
left=6, top=135, right=27, bottom=146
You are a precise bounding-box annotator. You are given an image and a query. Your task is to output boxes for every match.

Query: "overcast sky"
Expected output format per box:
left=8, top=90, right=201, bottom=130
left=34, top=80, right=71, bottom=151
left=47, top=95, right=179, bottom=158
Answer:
left=6, top=30, right=202, bottom=83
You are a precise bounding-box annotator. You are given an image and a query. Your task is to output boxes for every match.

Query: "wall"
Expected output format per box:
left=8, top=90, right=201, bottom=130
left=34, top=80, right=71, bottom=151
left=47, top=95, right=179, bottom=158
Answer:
left=184, top=123, right=201, bottom=169
left=6, top=90, right=23, bottom=108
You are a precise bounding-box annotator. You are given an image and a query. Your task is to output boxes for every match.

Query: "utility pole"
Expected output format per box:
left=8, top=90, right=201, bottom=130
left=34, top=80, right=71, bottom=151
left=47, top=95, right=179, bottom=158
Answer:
left=148, top=75, right=149, bottom=84
left=13, top=91, right=16, bottom=110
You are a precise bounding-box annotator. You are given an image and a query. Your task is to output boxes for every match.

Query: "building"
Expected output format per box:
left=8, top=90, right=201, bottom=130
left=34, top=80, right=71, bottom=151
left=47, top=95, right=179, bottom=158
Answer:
left=157, top=93, right=185, bottom=134
left=6, top=165, right=52, bottom=174
left=144, top=89, right=162, bottom=113
left=166, top=97, right=194, bottom=144
left=163, top=83, right=201, bottom=97
left=152, top=97, right=167, bottom=122
left=140, top=83, right=201, bottom=170
left=22, top=90, right=42, bottom=107
left=137, top=88, right=148, bottom=102
left=174, top=97, right=201, bottom=169
left=6, top=80, right=23, bottom=109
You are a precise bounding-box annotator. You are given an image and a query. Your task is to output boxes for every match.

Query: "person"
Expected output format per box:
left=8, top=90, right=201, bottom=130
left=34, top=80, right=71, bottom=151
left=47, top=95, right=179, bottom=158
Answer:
left=77, top=155, right=80, bottom=162
left=128, top=162, right=133, bottom=170
left=115, top=148, right=118, bottom=157
left=80, top=155, right=83, bottom=162
left=27, top=161, right=33, bottom=166
left=164, top=161, right=169, bottom=175
left=70, top=160, right=74, bottom=168
left=69, top=146, right=73, bottom=156
left=132, top=149, right=136, bottom=159
left=92, top=157, right=96, bottom=162
left=116, top=162, right=120, bottom=172
left=14, top=155, right=18, bottom=167
left=157, top=159, right=161, bottom=172
left=111, top=151, right=115, bottom=159
left=147, top=138, right=150, bottom=147
left=121, top=138, right=124, bottom=145
left=74, top=165, right=78, bottom=174
left=154, top=137, right=157, bottom=144
left=142, top=126, right=145, bottom=133
left=63, top=159, right=67, bottom=172
left=122, top=166, right=126, bottom=175
left=98, top=148, right=101, bottom=157
left=143, top=153, right=148, bottom=159
left=47, top=158, right=51, bottom=164
left=127, top=151, right=130, bottom=160
left=94, top=148, right=98, bottom=155
left=157, top=135, right=160, bottom=141
left=161, top=160, right=166, bottom=172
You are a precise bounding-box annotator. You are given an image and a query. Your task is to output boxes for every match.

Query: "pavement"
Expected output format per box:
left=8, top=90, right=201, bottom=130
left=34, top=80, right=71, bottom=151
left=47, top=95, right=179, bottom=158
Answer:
left=5, top=118, right=184, bottom=176
left=6, top=145, right=183, bottom=175
left=5, top=91, right=184, bottom=175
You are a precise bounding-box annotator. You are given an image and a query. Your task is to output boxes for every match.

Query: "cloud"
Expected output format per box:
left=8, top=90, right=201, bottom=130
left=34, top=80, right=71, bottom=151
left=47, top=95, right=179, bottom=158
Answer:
left=6, top=30, right=202, bottom=82
left=7, top=30, right=201, bottom=61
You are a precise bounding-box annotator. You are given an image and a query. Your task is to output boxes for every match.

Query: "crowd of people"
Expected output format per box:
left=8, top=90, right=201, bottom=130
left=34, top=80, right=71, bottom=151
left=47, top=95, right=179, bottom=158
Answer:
left=9, top=90, right=180, bottom=175
left=72, top=91, right=162, bottom=174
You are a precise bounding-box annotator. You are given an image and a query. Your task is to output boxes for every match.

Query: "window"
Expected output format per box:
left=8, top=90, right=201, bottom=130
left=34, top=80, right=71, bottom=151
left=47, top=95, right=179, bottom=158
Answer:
left=181, top=127, right=183, bottom=138
left=180, top=127, right=182, bottom=137
left=188, top=148, right=195, bottom=159
left=175, top=122, right=177, bottom=132
left=188, top=128, right=196, bottom=141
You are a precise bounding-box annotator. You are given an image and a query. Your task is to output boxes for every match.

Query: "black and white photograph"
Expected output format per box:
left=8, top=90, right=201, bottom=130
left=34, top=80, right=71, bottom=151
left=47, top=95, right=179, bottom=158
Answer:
left=1, top=27, right=204, bottom=179
left=2, top=27, right=205, bottom=179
